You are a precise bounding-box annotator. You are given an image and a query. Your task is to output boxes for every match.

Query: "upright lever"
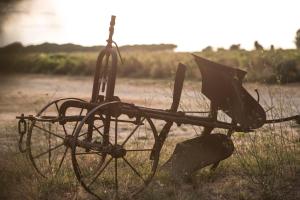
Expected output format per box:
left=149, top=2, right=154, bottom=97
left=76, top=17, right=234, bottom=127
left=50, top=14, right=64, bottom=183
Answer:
left=106, top=15, right=116, bottom=48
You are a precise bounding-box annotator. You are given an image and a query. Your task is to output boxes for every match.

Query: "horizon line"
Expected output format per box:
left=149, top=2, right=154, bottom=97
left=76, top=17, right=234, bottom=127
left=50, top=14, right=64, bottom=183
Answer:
left=1, top=41, right=298, bottom=52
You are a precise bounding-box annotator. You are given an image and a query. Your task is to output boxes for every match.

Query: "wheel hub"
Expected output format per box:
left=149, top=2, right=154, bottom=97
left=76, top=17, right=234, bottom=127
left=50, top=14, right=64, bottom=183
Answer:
left=63, top=135, right=73, bottom=147
left=110, top=144, right=126, bottom=158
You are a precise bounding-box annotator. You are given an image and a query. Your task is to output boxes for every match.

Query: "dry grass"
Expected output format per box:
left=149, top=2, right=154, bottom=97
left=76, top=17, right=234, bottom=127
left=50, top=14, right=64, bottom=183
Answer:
left=0, top=75, right=299, bottom=200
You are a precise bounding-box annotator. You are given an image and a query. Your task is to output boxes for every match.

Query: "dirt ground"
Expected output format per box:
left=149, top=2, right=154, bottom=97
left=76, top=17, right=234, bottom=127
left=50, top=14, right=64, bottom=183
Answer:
left=0, top=74, right=300, bottom=200
left=1, top=74, right=300, bottom=121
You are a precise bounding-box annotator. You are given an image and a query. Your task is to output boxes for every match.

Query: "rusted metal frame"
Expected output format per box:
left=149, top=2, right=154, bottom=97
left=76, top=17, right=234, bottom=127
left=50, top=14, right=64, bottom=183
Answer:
left=120, top=104, right=249, bottom=132
left=90, top=16, right=116, bottom=103
left=150, top=64, right=186, bottom=159
left=67, top=135, right=112, bottom=153
left=100, top=50, right=118, bottom=146
left=57, top=99, right=103, bottom=143
left=74, top=101, right=241, bottom=132
left=16, top=98, right=87, bottom=122
left=104, top=50, right=118, bottom=102
left=59, top=100, right=138, bottom=123
left=20, top=101, right=247, bottom=133
left=88, top=16, right=117, bottom=145
left=91, top=50, right=106, bottom=103
left=17, top=115, right=98, bottom=124
left=88, top=46, right=111, bottom=145
left=265, top=115, right=300, bottom=124
left=37, top=98, right=87, bottom=116
left=59, top=100, right=95, bottom=120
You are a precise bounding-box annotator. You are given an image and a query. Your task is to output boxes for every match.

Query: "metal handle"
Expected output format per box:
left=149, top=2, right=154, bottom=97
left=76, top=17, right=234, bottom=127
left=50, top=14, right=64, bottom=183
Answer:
left=107, top=15, right=116, bottom=47
left=171, top=63, right=186, bottom=112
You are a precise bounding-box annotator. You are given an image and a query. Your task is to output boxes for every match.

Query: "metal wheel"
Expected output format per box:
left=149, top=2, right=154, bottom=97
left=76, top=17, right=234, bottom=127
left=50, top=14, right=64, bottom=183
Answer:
left=71, top=102, right=159, bottom=200
left=26, top=98, right=87, bottom=178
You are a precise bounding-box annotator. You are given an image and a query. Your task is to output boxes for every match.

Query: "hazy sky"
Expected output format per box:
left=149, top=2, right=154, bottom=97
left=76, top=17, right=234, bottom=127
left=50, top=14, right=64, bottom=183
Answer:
left=1, top=0, right=300, bottom=51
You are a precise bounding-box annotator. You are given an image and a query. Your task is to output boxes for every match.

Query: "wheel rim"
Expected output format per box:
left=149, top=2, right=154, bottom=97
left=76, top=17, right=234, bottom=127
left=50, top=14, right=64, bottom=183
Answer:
left=72, top=102, right=159, bottom=200
left=26, top=98, right=86, bottom=178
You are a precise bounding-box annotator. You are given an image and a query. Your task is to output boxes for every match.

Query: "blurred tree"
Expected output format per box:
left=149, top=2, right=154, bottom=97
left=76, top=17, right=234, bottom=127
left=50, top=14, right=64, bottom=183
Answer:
left=202, top=46, right=213, bottom=52
left=254, top=41, right=264, bottom=50
left=229, top=44, right=240, bottom=50
left=217, top=47, right=226, bottom=52
left=270, top=44, right=275, bottom=51
left=295, top=29, right=300, bottom=49
left=0, top=41, right=23, bottom=53
left=120, top=44, right=177, bottom=52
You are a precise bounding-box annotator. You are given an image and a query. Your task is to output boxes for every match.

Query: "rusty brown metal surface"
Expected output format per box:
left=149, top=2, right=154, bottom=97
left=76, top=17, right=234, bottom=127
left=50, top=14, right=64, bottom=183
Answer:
left=164, top=133, right=234, bottom=183
left=193, top=54, right=266, bottom=129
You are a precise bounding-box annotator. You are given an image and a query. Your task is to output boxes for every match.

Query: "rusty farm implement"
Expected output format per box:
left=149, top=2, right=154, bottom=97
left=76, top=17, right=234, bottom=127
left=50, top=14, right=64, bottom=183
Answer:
left=16, top=16, right=300, bottom=199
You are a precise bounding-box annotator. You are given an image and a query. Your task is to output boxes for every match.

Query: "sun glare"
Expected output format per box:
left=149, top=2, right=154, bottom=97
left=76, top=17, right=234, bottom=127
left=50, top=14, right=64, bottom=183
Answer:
left=1, top=0, right=300, bottom=51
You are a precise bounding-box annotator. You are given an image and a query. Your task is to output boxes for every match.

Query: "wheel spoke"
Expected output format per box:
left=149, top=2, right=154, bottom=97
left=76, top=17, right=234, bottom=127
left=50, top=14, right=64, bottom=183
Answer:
left=57, top=147, right=69, bottom=172
left=88, top=157, right=113, bottom=187
left=33, top=143, right=64, bottom=159
left=93, top=125, right=104, bottom=137
left=115, top=117, right=118, bottom=145
left=33, top=124, right=64, bottom=139
left=78, top=125, right=105, bottom=138
left=62, top=124, right=69, bottom=136
left=122, top=157, right=146, bottom=183
left=90, top=125, right=114, bottom=146
left=121, top=117, right=145, bottom=146
left=78, top=131, right=88, bottom=138
left=54, top=102, right=59, bottom=113
left=48, top=124, right=52, bottom=165
left=115, top=158, right=119, bottom=198
left=114, top=117, right=119, bottom=198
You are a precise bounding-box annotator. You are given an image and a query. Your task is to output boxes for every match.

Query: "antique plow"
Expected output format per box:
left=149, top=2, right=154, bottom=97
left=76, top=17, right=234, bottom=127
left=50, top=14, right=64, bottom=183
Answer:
left=16, top=16, right=300, bottom=199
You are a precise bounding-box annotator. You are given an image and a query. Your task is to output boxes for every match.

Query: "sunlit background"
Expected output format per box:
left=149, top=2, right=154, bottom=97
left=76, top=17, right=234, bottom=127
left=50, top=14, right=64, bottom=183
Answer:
left=0, top=0, right=300, bottom=51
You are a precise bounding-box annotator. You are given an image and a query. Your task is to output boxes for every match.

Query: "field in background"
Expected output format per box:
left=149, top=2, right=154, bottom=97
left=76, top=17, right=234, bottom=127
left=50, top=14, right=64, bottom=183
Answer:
left=0, top=75, right=300, bottom=200
left=1, top=48, right=300, bottom=84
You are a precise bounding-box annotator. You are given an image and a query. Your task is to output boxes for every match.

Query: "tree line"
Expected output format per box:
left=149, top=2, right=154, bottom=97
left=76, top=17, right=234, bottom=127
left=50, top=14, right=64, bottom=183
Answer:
left=0, top=42, right=177, bottom=53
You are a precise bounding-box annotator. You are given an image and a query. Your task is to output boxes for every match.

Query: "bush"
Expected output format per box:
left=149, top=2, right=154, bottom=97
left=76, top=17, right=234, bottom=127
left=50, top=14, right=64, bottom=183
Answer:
left=274, top=59, right=299, bottom=83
